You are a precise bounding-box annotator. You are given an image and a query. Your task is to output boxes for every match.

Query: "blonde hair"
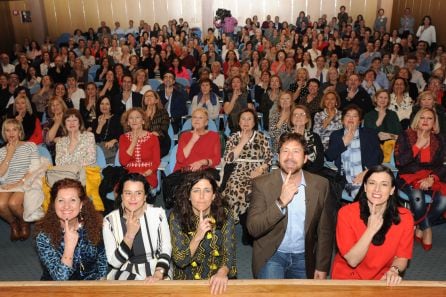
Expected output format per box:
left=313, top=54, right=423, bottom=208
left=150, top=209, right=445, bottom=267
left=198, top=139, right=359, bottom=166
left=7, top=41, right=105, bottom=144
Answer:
left=410, top=107, right=440, bottom=134
left=2, top=118, right=25, bottom=141
left=416, top=90, right=436, bottom=106
left=13, top=95, right=33, bottom=115
left=192, top=107, right=209, bottom=120
left=320, top=90, right=340, bottom=109
left=48, top=97, right=68, bottom=119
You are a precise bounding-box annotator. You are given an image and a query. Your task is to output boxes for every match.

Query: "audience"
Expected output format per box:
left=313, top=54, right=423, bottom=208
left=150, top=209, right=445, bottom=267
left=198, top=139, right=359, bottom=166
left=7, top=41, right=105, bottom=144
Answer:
left=3, top=7, right=446, bottom=283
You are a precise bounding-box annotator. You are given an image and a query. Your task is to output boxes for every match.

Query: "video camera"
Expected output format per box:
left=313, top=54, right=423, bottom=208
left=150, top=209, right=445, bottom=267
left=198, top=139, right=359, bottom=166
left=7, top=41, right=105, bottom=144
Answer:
left=215, top=8, right=231, bottom=22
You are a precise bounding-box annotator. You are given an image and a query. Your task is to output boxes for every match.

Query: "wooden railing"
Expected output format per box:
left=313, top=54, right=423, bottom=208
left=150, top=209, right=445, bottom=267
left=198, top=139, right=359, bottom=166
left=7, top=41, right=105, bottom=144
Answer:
left=0, top=280, right=445, bottom=297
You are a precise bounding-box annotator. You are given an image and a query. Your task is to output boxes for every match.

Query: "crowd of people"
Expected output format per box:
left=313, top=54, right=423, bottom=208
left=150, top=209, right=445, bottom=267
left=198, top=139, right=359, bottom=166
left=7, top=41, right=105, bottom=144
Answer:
left=0, top=5, right=445, bottom=292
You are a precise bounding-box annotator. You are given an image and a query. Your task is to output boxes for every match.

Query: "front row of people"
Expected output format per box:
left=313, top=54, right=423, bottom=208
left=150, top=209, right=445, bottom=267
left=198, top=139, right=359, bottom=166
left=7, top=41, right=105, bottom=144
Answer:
left=2, top=105, right=445, bottom=290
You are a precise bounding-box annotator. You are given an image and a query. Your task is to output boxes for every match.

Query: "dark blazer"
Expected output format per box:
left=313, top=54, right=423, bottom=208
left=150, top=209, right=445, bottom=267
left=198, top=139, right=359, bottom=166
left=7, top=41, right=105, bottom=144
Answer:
left=111, top=91, right=142, bottom=118
left=247, top=169, right=335, bottom=278
left=339, top=87, right=373, bottom=114
left=157, top=85, right=188, bottom=119
left=325, top=127, right=383, bottom=174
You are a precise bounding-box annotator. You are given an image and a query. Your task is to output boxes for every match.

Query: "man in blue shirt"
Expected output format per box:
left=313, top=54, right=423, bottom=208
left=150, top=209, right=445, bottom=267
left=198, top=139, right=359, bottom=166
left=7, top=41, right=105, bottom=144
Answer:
left=247, top=133, right=335, bottom=279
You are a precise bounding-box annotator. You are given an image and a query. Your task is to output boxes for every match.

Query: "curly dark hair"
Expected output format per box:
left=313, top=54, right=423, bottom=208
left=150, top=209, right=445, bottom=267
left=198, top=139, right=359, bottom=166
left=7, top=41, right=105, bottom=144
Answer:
left=114, top=172, right=155, bottom=213
left=353, top=165, right=401, bottom=246
left=173, top=170, right=227, bottom=233
left=34, top=178, right=103, bottom=247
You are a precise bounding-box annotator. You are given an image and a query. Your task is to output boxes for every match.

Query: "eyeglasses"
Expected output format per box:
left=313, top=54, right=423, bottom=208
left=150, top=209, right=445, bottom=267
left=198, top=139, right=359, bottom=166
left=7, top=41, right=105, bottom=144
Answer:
left=293, top=112, right=306, bottom=117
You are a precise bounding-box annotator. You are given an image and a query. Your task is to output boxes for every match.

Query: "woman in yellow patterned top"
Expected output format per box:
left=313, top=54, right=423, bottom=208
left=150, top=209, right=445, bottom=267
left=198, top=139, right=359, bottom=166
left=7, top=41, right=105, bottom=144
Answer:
left=169, top=170, right=236, bottom=295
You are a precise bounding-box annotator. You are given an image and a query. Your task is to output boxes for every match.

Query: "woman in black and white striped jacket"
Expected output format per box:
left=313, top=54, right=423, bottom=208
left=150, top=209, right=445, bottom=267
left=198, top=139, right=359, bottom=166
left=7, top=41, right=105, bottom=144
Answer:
left=103, top=173, right=171, bottom=280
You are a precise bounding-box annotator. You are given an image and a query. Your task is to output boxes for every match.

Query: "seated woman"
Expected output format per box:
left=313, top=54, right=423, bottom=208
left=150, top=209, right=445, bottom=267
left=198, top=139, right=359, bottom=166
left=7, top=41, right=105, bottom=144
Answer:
left=364, top=90, right=402, bottom=162
left=43, top=97, right=68, bottom=160
left=331, top=165, right=413, bottom=285
left=79, top=82, right=98, bottom=130
left=289, top=105, right=324, bottom=173
left=91, top=96, right=122, bottom=164
left=269, top=91, right=293, bottom=155
left=313, top=90, right=343, bottom=150
left=35, top=178, right=107, bottom=280
left=258, top=74, right=282, bottom=131
left=223, top=75, right=254, bottom=133
left=410, top=91, right=446, bottom=134
left=174, top=108, right=221, bottom=172
left=132, top=69, right=152, bottom=95
left=326, top=105, right=383, bottom=200
left=296, top=78, right=322, bottom=117
left=191, top=78, right=221, bottom=121
left=170, top=56, right=191, bottom=82
left=98, top=70, right=121, bottom=99
left=170, top=170, right=237, bottom=294
left=388, top=77, right=413, bottom=130
left=103, top=173, right=171, bottom=280
left=142, top=90, right=171, bottom=158
left=221, top=109, right=272, bottom=243
left=119, top=108, right=160, bottom=190
left=0, top=119, right=40, bottom=241
left=55, top=109, right=96, bottom=167
left=6, top=91, right=42, bottom=144
left=395, top=107, right=446, bottom=251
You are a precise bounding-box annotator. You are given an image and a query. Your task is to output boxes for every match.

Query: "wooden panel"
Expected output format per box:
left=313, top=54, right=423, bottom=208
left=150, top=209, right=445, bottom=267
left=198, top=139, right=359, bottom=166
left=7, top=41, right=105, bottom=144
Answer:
left=126, top=0, right=142, bottom=25
left=0, top=2, right=15, bottom=53
left=53, top=0, right=72, bottom=34
left=0, top=280, right=444, bottom=297
left=307, top=0, right=321, bottom=25
left=110, top=0, right=128, bottom=28
left=68, top=0, right=86, bottom=31
left=83, top=0, right=100, bottom=31
left=96, top=0, right=113, bottom=30
left=43, top=0, right=58, bottom=38
left=391, top=0, right=446, bottom=46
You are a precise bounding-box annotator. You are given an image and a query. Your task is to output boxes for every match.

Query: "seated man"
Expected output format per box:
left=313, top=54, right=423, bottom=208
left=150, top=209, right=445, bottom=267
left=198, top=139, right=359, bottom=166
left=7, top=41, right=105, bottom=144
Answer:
left=157, top=71, right=188, bottom=133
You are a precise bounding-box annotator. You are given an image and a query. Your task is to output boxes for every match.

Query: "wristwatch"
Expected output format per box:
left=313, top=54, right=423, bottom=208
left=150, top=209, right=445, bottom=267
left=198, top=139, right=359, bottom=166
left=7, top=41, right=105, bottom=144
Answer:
left=155, top=267, right=166, bottom=276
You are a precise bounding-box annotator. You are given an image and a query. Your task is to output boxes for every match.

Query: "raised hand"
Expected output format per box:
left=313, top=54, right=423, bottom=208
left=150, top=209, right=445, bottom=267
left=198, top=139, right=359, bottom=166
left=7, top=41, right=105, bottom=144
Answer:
left=342, top=124, right=355, bottom=146
left=63, top=218, right=79, bottom=250
left=6, top=141, right=18, bottom=157
left=194, top=210, right=212, bottom=242
left=367, top=204, right=384, bottom=235
left=125, top=211, right=141, bottom=239
left=279, top=172, right=299, bottom=207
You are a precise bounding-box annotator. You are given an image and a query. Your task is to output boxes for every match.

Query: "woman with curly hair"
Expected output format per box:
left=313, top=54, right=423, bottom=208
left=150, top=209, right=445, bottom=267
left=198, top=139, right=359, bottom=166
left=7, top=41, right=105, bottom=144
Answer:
left=332, top=165, right=413, bottom=285
left=34, top=178, right=107, bottom=280
left=169, top=170, right=237, bottom=294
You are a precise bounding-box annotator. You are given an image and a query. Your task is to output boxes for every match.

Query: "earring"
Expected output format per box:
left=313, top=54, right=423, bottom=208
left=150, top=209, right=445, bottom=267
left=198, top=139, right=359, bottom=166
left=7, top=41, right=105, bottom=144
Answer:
left=79, top=208, right=84, bottom=222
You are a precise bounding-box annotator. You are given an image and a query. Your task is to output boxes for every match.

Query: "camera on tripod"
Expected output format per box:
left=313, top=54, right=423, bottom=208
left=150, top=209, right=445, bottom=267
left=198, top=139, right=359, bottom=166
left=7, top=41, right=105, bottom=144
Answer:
left=215, top=8, right=231, bottom=22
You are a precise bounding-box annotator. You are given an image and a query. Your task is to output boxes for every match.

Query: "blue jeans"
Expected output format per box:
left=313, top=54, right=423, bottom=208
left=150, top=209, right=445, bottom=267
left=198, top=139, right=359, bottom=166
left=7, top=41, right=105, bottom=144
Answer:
left=257, top=250, right=306, bottom=279
left=400, top=185, right=446, bottom=230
